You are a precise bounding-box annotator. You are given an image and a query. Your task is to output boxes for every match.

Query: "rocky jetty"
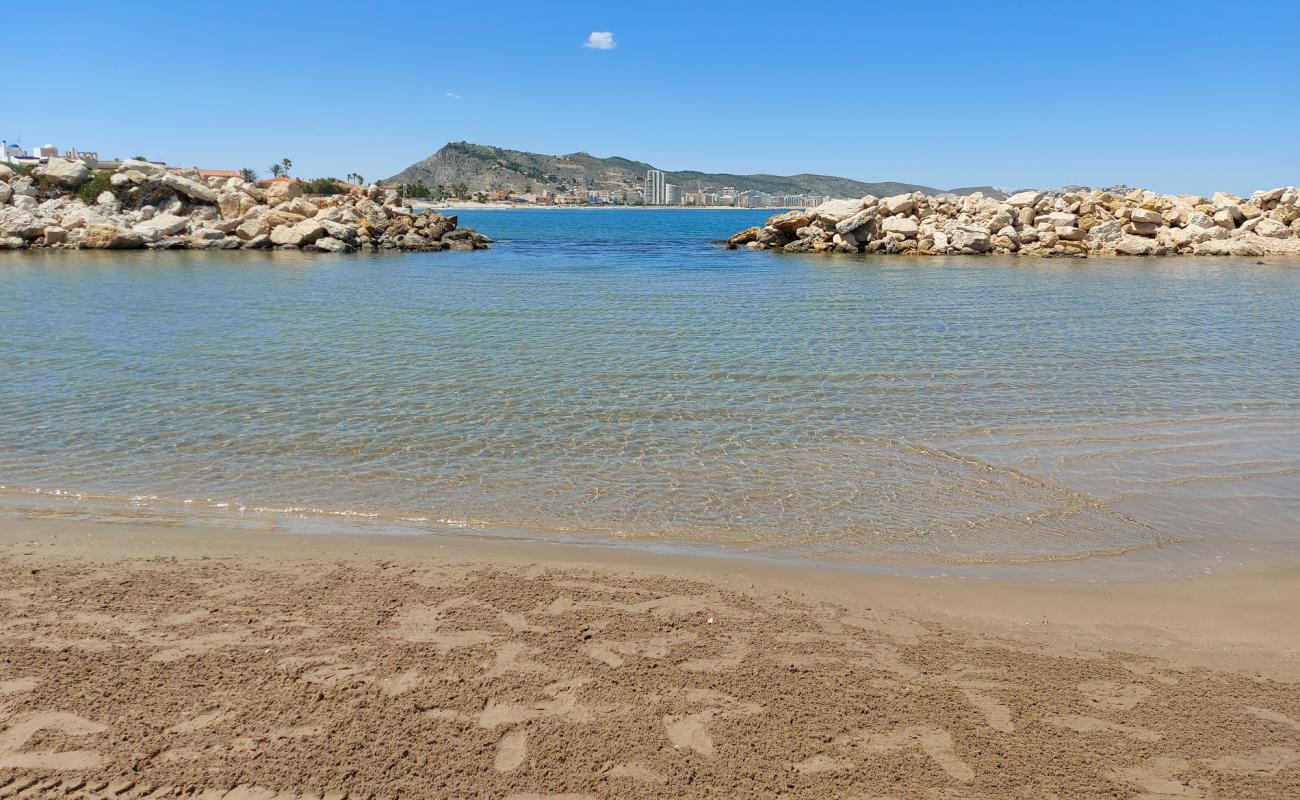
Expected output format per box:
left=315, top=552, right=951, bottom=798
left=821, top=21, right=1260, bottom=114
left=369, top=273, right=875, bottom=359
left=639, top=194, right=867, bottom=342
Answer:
left=727, top=187, right=1300, bottom=257
left=0, top=159, right=490, bottom=252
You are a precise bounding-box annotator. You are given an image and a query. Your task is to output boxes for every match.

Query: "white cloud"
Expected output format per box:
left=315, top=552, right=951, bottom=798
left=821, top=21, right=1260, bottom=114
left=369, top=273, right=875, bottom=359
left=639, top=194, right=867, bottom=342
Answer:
left=583, top=31, right=616, bottom=50
left=446, top=91, right=462, bottom=100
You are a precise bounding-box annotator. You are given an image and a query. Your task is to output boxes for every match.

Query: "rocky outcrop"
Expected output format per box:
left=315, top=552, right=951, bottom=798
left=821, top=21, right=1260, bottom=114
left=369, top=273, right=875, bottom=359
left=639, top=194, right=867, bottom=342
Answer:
left=37, top=157, right=90, bottom=187
left=0, top=161, right=491, bottom=252
left=728, top=187, right=1300, bottom=257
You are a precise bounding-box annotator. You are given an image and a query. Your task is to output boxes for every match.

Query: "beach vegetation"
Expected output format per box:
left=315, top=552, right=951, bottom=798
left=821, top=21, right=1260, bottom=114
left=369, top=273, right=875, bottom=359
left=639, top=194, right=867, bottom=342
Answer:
left=75, top=170, right=134, bottom=205
left=239, top=168, right=258, bottom=183
left=269, top=164, right=284, bottom=178
left=299, top=177, right=347, bottom=196
left=402, top=181, right=436, bottom=199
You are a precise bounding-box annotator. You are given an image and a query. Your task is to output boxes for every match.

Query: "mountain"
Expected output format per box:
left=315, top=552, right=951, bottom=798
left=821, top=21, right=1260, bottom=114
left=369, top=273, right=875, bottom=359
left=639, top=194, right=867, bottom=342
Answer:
left=385, top=142, right=1006, bottom=200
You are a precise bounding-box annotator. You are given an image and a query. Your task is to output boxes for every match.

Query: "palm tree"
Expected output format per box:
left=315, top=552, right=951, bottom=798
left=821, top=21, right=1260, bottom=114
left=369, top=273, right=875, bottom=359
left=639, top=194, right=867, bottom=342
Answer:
left=346, top=172, right=364, bottom=186
left=269, top=164, right=284, bottom=178
left=239, top=168, right=257, bottom=183
left=280, top=158, right=292, bottom=177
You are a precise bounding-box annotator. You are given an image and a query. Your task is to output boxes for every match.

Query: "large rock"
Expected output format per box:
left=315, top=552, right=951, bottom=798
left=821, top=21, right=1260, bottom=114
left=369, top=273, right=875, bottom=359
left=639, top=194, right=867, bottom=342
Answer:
left=38, top=158, right=90, bottom=187
left=264, top=180, right=302, bottom=205
left=811, top=198, right=863, bottom=224
left=765, top=209, right=816, bottom=234
left=312, top=236, right=355, bottom=253
left=119, top=159, right=166, bottom=177
left=1129, top=208, right=1163, bottom=224
left=950, top=226, right=992, bottom=252
left=319, top=219, right=357, bottom=242
left=0, top=182, right=10, bottom=204
left=1114, top=234, right=1157, bottom=256
left=1035, top=211, right=1078, bottom=227
left=160, top=173, right=219, bottom=203
left=277, top=197, right=319, bottom=218
left=82, top=224, right=145, bottom=249
left=880, top=194, right=915, bottom=215
left=269, top=218, right=326, bottom=246
left=834, top=209, right=878, bottom=237
left=1005, top=190, right=1044, bottom=208
left=265, top=209, right=307, bottom=227
left=132, top=214, right=190, bottom=238
left=880, top=216, right=919, bottom=236
left=235, top=217, right=270, bottom=240
left=0, top=207, right=46, bottom=239
left=1252, top=218, right=1291, bottom=238
left=1212, top=209, right=1238, bottom=230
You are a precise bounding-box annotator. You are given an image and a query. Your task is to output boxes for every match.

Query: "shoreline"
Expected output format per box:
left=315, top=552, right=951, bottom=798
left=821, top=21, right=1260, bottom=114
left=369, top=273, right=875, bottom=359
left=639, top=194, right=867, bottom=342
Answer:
left=3, top=482, right=1295, bottom=586
left=1, top=516, right=1297, bottom=797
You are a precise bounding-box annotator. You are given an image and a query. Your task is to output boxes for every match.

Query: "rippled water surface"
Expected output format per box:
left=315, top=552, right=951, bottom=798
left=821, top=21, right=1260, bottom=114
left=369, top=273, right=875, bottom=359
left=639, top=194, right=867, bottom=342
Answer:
left=1, top=209, right=1297, bottom=571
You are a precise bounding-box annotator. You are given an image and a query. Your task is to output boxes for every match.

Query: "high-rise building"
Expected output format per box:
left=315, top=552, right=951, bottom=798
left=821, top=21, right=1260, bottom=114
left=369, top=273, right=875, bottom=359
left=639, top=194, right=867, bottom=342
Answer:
left=664, top=183, right=679, bottom=205
left=645, top=169, right=666, bottom=205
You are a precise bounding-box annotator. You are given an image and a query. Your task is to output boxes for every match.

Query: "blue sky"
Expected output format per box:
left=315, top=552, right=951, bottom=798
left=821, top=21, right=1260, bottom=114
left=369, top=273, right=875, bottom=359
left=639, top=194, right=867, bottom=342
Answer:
left=10, top=1, right=1298, bottom=194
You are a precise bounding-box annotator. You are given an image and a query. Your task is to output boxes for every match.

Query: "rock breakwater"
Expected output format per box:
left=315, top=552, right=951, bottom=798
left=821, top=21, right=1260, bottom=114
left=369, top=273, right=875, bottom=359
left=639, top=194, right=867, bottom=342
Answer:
left=727, top=187, right=1300, bottom=257
left=0, top=160, right=490, bottom=252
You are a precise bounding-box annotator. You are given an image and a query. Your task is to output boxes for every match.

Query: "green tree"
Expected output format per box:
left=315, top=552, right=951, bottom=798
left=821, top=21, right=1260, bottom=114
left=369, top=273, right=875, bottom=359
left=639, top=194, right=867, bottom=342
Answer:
left=269, top=164, right=284, bottom=178
left=239, top=168, right=258, bottom=183
left=280, top=158, right=293, bottom=177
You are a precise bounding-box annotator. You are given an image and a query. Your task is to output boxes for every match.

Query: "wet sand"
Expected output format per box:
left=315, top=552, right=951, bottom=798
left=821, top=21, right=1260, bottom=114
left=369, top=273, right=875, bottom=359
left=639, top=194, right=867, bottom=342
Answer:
left=1, top=517, right=1298, bottom=798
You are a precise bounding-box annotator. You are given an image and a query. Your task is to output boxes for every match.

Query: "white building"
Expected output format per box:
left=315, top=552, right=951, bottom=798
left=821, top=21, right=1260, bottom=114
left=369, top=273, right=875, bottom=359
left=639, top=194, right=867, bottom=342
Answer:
left=664, top=183, right=679, bottom=205
left=644, top=169, right=666, bottom=205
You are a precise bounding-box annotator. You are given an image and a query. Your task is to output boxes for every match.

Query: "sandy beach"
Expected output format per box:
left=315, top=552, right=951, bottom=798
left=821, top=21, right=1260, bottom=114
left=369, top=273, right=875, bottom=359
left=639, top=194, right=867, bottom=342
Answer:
left=1, top=517, right=1297, bottom=799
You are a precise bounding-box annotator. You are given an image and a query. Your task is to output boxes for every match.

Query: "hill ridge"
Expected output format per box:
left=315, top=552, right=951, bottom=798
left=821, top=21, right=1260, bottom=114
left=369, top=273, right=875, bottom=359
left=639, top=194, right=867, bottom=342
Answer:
left=386, top=142, right=1004, bottom=200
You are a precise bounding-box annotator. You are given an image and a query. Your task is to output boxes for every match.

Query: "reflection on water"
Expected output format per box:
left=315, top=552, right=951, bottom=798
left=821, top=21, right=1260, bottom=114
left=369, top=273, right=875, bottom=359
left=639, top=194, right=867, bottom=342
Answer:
left=0, top=210, right=1297, bottom=572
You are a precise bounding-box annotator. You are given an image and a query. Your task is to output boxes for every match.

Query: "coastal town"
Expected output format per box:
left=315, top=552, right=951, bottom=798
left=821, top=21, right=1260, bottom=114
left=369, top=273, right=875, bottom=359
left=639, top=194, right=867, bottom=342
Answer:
left=475, top=169, right=831, bottom=208
left=2, top=141, right=827, bottom=209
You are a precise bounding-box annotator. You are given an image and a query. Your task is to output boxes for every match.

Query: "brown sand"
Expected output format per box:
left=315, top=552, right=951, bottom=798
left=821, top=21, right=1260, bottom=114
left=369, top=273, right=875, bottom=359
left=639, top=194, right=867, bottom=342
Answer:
left=0, top=518, right=1297, bottom=799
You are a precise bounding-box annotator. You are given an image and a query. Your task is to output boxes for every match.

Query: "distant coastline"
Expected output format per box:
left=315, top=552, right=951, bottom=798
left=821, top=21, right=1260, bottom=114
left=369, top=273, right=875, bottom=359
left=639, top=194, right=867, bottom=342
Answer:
left=417, top=201, right=780, bottom=211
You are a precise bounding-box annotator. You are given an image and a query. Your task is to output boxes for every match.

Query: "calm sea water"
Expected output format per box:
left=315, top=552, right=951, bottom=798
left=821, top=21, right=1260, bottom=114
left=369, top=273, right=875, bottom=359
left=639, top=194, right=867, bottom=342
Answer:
left=1, top=209, right=1297, bottom=572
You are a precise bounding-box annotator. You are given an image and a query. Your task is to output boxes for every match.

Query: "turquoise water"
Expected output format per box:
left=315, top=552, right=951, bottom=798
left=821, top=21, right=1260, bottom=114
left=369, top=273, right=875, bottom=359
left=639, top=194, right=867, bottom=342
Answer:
left=1, top=209, right=1297, bottom=569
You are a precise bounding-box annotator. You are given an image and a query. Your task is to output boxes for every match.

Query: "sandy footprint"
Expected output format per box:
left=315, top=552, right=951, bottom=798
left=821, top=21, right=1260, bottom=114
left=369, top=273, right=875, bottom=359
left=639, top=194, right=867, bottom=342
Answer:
left=1205, top=745, right=1299, bottom=775
left=585, top=631, right=695, bottom=669
left=834, top=725, right=975, bottom=782
left=484, top=642, right=554, bottom=678
left=0, top=711, right=106, bottom=770
left=1244, top=706, right=1300, bottom=731
left=0, top=677, right=38, bottom=696
left=479, top=679, right=593, bottom=728
left=663, top=689, right=763, bottom=757
left=494, top=728, right=528, bottom=772
left=607, top=763, right=668, bottom=784
left=166, top=707, right=227, bottom=734
left=839, top=611, right=929, bottom=645
left=960, top=688, right=1014, bottom=733
left=392, top=600, right=496, bottom=652
left=1109, top=756, right=1205, bottom=798
left=1077, top=680, right=1153, bottom=710
left=791, top=754, right=855, bottom=774
left=378, top=668, right=423, bottom=697
left=1048, top=715, right=1161, bottom=743
left=680, top=633, right=751, bottom=673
